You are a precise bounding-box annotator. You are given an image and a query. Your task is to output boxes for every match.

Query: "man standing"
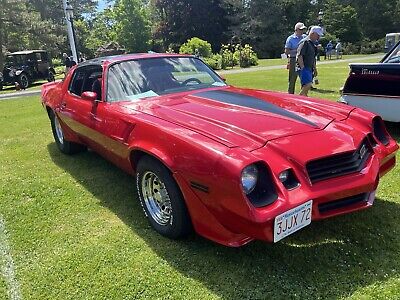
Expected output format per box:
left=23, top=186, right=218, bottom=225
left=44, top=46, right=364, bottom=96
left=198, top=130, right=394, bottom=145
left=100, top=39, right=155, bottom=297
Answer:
left=296, top=26, right=324, bottom=96
left=285, top=22, right=307, bottom=94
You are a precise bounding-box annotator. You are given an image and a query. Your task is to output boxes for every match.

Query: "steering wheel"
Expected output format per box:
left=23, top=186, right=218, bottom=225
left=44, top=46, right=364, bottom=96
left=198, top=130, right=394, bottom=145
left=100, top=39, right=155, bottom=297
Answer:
left=181, top=78, right=202, bottom=86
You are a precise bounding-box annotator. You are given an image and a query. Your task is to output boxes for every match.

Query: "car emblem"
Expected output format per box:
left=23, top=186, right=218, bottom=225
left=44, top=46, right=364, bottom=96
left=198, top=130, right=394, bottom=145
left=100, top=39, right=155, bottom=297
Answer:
left=359, top=144, right=367, bottom=159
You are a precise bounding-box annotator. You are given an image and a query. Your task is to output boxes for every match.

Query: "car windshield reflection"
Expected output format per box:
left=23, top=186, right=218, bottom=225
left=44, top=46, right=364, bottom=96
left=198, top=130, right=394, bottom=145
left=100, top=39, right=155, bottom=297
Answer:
left=107, top=57, right=226, bottom=102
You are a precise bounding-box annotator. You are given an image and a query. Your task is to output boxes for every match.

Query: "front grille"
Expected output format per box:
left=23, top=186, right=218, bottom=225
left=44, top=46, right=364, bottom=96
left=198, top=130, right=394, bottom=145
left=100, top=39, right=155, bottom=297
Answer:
left=306, top=138, right=372, bottom=184
left=319, top=193, right=368, bottom=214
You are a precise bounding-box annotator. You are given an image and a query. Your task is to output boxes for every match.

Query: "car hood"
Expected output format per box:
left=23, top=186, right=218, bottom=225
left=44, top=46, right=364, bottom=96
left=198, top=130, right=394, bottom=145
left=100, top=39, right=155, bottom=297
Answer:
left=120, top=87, right=354, bottom=151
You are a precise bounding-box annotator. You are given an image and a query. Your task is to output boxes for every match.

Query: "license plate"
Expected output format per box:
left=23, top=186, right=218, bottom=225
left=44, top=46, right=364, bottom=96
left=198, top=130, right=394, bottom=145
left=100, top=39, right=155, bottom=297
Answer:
left=274, top=200, right=313, bottom=243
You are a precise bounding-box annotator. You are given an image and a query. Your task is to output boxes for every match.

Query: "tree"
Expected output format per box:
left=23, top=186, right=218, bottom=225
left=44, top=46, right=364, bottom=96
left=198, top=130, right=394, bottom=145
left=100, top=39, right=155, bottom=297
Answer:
left=0, top=0, right=64, bottom=68
left=152, top=0, right=230, bottom=51
left=83, top=8, right=118, bottom=56
left=322, top=0, right=362, bottom=43
left=113, top=0, right=151, bottom=52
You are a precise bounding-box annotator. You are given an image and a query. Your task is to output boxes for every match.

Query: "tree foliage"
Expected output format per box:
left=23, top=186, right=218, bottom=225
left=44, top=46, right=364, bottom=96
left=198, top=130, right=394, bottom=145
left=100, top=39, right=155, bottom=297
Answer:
left=113, top=0, right=151, bottom=52
left=152, top=0, right=230, bottom=51
left=322, top=0, right=362, bottom=43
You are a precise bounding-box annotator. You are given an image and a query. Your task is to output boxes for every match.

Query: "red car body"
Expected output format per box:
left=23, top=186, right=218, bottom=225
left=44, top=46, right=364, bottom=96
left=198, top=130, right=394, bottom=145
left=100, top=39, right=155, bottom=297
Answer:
left=41, top=54, right=398, bottom=247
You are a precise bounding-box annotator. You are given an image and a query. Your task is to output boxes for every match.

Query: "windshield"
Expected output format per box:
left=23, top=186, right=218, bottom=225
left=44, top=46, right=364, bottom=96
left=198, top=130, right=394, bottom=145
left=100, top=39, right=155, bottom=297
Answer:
left=384, top=42, right=400, bottom=63
left=106, top=57, right=226, bottom=102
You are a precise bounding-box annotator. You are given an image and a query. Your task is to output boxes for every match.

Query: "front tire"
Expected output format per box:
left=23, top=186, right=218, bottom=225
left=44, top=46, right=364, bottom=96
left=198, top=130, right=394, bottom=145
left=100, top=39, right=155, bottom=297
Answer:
left=49, top=110, right=86, bottom=154
left=18, top=73, right=29, bottom=89
left=136, top=156, right=192, bottom=239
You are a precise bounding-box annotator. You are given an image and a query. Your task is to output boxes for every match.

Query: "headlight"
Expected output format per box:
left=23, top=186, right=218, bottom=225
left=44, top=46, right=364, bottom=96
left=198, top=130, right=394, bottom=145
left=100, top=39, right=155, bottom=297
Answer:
left=279, top=169, right=300, bottom=190
left=241, top=164, right=258, bottom=194
left=241, top=162, right=278, bottom=208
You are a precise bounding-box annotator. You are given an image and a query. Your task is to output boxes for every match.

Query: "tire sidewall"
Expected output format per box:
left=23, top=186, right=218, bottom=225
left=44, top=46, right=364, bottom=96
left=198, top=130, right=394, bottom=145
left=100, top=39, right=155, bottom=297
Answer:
left=49, top=110, right=68, bottom=153
left=48, top=71, right=55, bottom=82
left=18, top=73, right=29, bottom=89
left=136, top=156, right=191, bottom=239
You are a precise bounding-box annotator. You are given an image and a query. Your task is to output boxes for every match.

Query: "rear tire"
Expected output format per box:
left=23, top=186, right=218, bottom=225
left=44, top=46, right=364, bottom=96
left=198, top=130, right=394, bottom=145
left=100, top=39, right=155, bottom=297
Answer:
left=136, top=156, right=192, bottom=239
left=47, top=70, right=55, bottom=82
left=49, top=110, right=86, bottom=154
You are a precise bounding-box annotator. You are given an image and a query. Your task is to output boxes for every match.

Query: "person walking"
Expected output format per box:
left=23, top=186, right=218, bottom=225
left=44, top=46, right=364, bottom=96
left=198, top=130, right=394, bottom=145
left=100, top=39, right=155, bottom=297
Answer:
left=284, top=22, right=307, bottom=94
left=296, top=26, right=324, bottom=96
left=326, top=41, right=333, bottom=60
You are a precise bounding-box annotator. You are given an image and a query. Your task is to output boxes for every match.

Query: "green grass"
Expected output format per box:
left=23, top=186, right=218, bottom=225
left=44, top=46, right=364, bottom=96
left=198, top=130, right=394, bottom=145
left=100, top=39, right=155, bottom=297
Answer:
left=255, top=53, right=383, bottom=68
left=0, top=74, right=63, bottom=95
left=225, top=57, right=379, bottom=100
left=0, top=55, right=399, bottom=299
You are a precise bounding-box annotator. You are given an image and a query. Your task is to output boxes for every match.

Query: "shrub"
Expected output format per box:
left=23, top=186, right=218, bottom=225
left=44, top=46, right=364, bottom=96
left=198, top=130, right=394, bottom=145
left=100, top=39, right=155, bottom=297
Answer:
left=342, top=43, right=360, bottom=55
left=220, top=44, right=237, bottom=69
left=360, top=38, right=384, bottom=54
left=52, top=58, right=62, bottom=67
left=235, top=44, right=258, bottom=68
left=179, top=37, right=212, bottom=58
left=203, top=54, right=222, bottom=70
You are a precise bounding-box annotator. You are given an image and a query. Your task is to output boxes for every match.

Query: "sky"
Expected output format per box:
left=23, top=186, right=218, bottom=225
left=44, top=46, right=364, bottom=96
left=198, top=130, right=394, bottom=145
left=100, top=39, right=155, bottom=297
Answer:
left=97, top=0, right=110, bottom=11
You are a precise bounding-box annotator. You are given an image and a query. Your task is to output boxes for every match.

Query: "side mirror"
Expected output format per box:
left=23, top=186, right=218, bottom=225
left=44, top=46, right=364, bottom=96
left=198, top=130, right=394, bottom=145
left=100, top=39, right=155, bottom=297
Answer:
left=81, top=91, right=98, bottom=102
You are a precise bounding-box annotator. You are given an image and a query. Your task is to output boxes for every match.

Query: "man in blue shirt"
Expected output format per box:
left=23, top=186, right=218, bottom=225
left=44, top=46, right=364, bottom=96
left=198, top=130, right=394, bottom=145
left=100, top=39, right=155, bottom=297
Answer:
left=285, top=22, right=307, bottom=94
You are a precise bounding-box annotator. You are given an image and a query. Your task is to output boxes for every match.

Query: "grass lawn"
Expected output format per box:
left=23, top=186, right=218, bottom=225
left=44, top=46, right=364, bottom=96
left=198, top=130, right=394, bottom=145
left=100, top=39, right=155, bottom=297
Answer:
left=0, top=74, right=64, bottom=95
left=255, top=53, right=383, bottom=68
left=224, top=57, right=380, bottom=101
left=0, top=56, right=399, bottom=299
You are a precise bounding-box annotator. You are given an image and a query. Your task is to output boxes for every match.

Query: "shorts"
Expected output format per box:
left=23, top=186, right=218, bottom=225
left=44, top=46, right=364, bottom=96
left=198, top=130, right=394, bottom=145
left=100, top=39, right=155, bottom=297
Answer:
left=298, top=67, right=313, bottom=86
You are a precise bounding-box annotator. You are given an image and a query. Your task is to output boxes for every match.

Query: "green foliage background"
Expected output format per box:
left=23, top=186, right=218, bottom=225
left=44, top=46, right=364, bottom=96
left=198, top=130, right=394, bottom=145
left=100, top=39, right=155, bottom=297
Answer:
left=0, top=0, right=399, bottom=65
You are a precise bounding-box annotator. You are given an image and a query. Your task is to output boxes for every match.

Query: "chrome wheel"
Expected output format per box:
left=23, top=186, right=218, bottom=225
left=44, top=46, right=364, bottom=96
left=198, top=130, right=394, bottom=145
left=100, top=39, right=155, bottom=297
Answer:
left=54, top=116, right=64, bottom=145
left=141, top=171, right=172, bottom=226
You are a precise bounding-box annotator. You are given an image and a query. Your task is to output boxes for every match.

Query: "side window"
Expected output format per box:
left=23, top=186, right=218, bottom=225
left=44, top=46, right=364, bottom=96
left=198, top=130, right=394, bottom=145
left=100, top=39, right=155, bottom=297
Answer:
left=69, top=69, right=86, bottom=96
left=27, top=54, right=36, bottom=63
left=69, top=67, right=103, bottom=98
left=41, top=52, right=48, bottom=62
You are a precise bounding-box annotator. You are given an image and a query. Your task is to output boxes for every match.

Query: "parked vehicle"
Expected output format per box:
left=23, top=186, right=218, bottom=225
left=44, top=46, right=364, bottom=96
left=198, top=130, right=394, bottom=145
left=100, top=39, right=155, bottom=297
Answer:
left=0, top=50, right=55, bottom=90
left=41, top=53, right=398, bottom=246
left=339, top=41, right=400, bottom=122
left=384, top=33, right=400, bottom=53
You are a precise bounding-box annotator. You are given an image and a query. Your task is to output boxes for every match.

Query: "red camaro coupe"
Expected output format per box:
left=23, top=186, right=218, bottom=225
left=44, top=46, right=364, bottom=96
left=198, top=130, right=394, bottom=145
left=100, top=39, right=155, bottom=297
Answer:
left=41, top=54, right=398, bottom=246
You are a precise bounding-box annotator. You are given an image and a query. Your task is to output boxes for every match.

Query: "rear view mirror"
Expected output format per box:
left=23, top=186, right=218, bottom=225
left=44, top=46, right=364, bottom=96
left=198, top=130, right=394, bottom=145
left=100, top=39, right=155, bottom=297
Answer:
left=81, top=91, right=98, bottom=102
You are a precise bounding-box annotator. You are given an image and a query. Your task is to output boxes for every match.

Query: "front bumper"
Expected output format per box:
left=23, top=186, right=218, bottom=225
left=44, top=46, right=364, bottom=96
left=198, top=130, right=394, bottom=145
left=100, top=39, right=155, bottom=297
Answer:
left=183, top=120, right=398, bottom=246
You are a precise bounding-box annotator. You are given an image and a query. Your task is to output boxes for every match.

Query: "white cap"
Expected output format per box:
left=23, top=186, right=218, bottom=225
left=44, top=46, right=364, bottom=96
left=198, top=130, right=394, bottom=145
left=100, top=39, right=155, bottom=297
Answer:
left=310, top=26, right=324, bottom=37
left=294, top=22, right=307, bottom=30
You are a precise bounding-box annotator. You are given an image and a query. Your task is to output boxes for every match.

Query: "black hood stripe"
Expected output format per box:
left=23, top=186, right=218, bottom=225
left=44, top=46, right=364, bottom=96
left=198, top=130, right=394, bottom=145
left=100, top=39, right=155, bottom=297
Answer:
left=194, top=90, right=317, bottom=127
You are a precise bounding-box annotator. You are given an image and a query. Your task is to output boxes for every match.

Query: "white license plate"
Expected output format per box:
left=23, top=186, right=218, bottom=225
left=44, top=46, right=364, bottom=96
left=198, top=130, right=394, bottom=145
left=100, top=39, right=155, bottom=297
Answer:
left=274, top=200, right=313, bottom=243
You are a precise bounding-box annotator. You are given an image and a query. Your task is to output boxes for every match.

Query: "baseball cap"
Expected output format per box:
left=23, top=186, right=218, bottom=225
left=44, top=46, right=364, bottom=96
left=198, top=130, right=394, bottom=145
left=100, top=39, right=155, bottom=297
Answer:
left=294, top=22, right=307, bottom=30
left=310, top=26, right=324, bottom=36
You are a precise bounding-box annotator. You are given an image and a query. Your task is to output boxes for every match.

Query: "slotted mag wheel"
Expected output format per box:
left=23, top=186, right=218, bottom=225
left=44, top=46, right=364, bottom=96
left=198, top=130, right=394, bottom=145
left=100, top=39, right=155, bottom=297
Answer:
left=141, top=171, right=173, bottom=226
left=54, top=116, right=64, bottom=145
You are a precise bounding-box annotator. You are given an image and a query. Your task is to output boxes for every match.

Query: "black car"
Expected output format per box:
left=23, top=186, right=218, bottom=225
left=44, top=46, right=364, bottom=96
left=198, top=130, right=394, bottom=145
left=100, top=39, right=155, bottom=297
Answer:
left=0, top=50, right=55, bottom=90
left=339, top=41, right=400, bottom=122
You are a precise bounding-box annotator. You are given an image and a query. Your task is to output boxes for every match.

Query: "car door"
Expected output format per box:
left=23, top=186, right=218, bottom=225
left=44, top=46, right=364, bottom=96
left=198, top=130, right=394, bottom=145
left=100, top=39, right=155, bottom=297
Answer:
left=89, top=63, right=140, bottom=172
left=36, top=52, right=48, bottom=78
left=58, top=66, right=104, bottom=151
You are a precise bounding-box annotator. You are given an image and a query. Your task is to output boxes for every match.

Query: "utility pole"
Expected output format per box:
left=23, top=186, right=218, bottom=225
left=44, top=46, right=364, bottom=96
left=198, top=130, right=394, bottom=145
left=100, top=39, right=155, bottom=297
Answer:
left=62, top=0, right=78, bottom=63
